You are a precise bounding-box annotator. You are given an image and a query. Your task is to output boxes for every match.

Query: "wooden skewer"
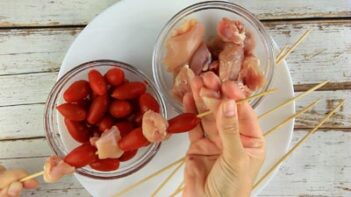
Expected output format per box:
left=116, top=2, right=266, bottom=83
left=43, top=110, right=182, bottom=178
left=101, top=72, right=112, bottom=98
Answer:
left=151, top=160, right=185, bottom=197
left=252, top=100, right=345, bottom=190
left=20, top=171, right=44, bottom=182
left=113, top=157, right=185, bottom=197
left=275, top=46, right=289, bottom=62
left=170, top=185, right=185, bottom=197
left=276, top=29, right=312, bottom=65
left=258, top=80, right=328, bottom=119
left=264, top=99, right=321, bottom=137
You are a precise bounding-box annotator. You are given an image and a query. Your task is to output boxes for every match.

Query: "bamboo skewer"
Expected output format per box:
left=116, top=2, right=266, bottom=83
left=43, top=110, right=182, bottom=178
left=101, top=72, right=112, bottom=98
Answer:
left=252, top=100, right=345, bottom=190
left=258, top=80, right=328, bottom=119
left=114, top=157, right=185, bottom=197
left=20, top=171, right=44, bottom=182
left=264, top=99, right=320, bottom=137
left=275, top=46, right=289, bottom=62
left=275, top=29, right=312, bottom=65
left=170, top=185, right=184, bottom=197
left=151, top=160, right=185, bottom=197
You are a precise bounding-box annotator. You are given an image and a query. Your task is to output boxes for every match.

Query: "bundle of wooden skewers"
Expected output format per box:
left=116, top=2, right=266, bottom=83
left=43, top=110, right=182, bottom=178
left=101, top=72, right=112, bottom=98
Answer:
left=19, top=29, right=345, bottom=197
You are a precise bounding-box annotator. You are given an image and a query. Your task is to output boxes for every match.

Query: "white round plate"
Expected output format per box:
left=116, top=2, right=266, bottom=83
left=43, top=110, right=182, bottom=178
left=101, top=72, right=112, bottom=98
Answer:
left=59, top=0, right=295, bottom=196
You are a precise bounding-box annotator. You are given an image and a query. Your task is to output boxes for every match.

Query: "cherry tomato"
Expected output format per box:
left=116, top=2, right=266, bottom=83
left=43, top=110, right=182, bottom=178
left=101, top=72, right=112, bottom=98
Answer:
left=88, top=69, right=107, bottom=96
left=167, top=113, right=200, bottom=133
left=89, top=158, right=120, bottom=171
left=64, top=143, right=97, bottom=168
left=109, top=100, right=133, bottom=118
left=87, top=95, right=109, bottom=124
left=111, top=82, right=146, bottom=100
left=139, top=93, right=160, bottom=113
left=134, top=111, right=143, bottom=126
left=98, top=115, right=114, bottom=132
left=119, top=150, right=138, bottom=162
left=64, top=119, right=90, bottom=143
left=115, top=121, right=134, bottom=137
left=57, top=103, right=86, bottom=121
left=63, top=80, right=90, bottom=102
left=75, top=98, right=91, bottom=109
left=118, top=128, right=150, bottom=151
left=105, top=68, right=125, bottom=86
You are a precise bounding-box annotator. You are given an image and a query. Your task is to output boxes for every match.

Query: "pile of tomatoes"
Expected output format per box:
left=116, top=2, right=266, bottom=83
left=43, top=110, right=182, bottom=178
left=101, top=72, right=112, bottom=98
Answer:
left=56, top=67, right=160, bottom=171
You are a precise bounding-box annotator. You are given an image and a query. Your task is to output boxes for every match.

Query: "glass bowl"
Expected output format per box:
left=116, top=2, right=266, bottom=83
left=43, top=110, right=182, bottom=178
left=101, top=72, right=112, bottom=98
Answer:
left=152, top=1, right=274, bottom=112
left=44, top=60, right=167, bottom=179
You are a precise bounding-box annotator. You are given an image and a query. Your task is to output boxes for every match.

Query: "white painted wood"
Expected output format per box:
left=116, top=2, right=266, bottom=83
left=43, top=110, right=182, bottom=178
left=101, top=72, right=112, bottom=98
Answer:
left=0, top=28, right=80, bottom=75
left=0, top=104, right=45, bottom=140
left=259, top=130, right=351, bottom=196
left=0, top=138, right=50, bottom=159
left=1, top=130, right=349, bottom=196
left=0, top=21, right=350, bottom=85
left=0, top=90, right=349, bottom=140
left=0, top=0, right=350, bottom=27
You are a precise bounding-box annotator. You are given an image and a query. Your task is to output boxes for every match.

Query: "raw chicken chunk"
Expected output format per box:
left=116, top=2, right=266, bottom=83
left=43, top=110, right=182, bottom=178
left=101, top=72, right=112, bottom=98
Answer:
left=217, top=18, right=246, bottom=45
left=189, top=42, right=212, bottom=74
left=142, top=110, right=169, bottom=143
left=172, top=65, right=195, bottom=101
left=239, top=55, right=265, bottom=91
left=219, top=43, right=244, bottom=81
left=95, top=126, right=124, bottom=159
left=43, top=155, right=75, bottom=183
left=164, top=20, right=205, bottom=74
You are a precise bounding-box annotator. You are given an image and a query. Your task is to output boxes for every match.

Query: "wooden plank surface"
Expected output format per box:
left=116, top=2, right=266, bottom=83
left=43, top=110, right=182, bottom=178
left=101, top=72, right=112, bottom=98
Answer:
left=1, top=130, right=350, bottom=196
left=0, top=0, right=350, bottom=27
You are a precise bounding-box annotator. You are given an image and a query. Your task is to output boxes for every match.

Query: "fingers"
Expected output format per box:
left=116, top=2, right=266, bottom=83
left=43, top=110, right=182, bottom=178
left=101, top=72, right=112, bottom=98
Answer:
left=183, top=93, right=203, bottom=142
left=216, top=99, right=243, bottom=160
left=7, top=182, right=23, bottom=197
left=200, top=71, right=221, bottom=91
left=22, top=179, right=39, bottom=189
left=0, top=166, right=6, bottom=173
left=222, top=81, right=263, bottom=138
left=0, top=170, right=27, bottom=189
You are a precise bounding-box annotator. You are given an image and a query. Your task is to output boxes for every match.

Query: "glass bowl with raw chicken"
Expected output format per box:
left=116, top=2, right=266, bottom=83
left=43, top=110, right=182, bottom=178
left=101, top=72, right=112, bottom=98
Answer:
left=153, top=1, right=274, bottom=112
left=44, top=60, right=168, bottom=179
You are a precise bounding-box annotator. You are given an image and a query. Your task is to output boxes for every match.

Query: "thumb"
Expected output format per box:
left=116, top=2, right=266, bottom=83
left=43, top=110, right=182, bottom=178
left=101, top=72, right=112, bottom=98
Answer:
left=216, top=99, right=243, bottom=159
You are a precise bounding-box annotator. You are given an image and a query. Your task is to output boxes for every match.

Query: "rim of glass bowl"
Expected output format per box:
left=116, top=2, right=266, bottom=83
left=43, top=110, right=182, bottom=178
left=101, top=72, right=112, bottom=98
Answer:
left=152, top=1, right=274, bottom=112
left=44, top=59, right=167, bottom=179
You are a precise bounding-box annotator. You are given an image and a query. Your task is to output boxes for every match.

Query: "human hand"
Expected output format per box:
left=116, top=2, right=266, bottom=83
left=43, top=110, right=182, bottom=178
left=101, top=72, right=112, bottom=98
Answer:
left=182, top=81, right=265, bottom=197
left=0, top=165, right=38, bottom=197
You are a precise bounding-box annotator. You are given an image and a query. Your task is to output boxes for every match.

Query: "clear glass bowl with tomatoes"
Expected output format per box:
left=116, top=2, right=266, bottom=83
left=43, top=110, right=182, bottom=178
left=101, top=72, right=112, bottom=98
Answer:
left=45, top=60, right=167, bottom=179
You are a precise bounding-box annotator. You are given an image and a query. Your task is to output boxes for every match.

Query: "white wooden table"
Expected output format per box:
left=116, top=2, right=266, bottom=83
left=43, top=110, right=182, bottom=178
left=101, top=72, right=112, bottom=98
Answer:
left=0, top=0, right=350, bottom=196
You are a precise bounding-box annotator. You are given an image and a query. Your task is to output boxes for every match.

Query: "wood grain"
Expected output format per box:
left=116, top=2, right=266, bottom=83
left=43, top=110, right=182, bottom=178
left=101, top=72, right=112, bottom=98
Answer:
left=259, top=130, right=351, bottom=196
left=0, top=0, right=350, bottom=27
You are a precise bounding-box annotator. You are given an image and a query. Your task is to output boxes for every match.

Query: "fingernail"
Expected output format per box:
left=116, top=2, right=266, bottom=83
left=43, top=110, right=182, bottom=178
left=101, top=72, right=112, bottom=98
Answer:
left=223, top=100, right=236, bottom=117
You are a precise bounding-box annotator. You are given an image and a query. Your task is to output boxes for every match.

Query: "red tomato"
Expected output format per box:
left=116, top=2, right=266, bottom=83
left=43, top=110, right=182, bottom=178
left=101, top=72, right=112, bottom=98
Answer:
left=167, top=113, right=200, bottom=133
left=111, top=82, right=146, bottom=100
left=87, top=95, right=109, bottom=124
left=115, top=121, right=134, bottom=137
left=118, top=128, right=150, bottom=151
left=139, top=93, right=160, bottom=113
left=89, top=158, right=120, bottom=171
left=98, top=116, right=114, bottom=132
left=75, top=98, right=91, bottom=109
left=57, top=103, right=86, bottom=121
left=105, top=68, right=125, bottom=86
left=64, top=119, right=90, bottom=143
left=133, top=111, right=143, bottom=126
left=63, top=80, right=90, bottom=102
left=64, top=143, right=97, bottom=168
left=109, top=100, right=133, bottom=118
left=88, top=69, right=107, bottom=96
left=119, top=149, right=138, bottom=162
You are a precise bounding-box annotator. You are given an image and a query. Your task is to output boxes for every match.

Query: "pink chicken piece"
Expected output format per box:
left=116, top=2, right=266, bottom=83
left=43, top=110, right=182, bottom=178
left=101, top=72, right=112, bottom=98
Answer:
left=244, top=30, right=256, bottom=55
left=239, top=55, right=265, bottom=91
left=164, top=19, right=205, bottom=74
left=142, top=110, right=169, bottom=143
left=189, top=42, right=212, bottom=74
left=219, top=43, right=244, bottom=81
left=200, top=71, right=221, bottom=91
left=172, top=65, right=195, bottom=101
left=217, top=18, right=246, bottom=45
left=43, top=155, right=75, bottom=183
left=208, top=36, right=225, bottom=59
left=236, top=81, right=252, bottom=98
left=95, top=126, right=124, bottom=159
